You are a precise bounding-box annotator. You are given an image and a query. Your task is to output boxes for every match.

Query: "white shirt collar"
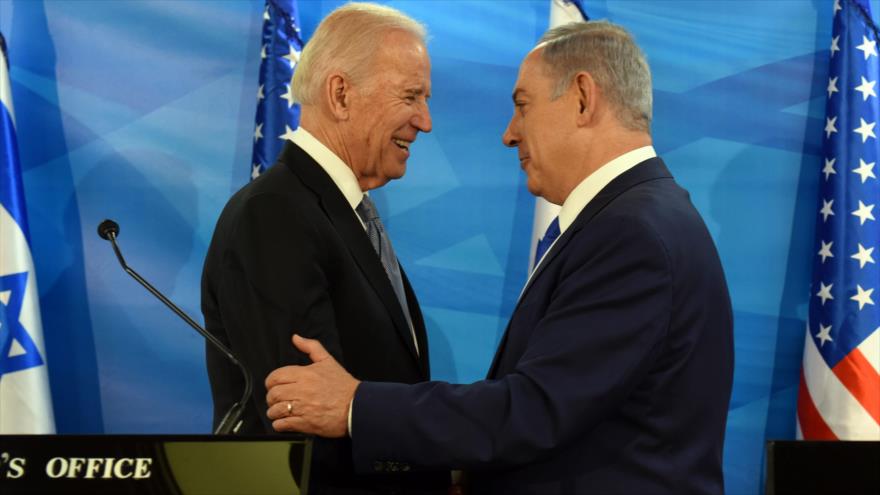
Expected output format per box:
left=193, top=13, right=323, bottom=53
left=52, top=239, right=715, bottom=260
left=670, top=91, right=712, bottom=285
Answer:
left=525, top=146, right=657, bottom=284
left=557, top=146, right=657, bottom=235
left=291, top=127, right=364, bottom=211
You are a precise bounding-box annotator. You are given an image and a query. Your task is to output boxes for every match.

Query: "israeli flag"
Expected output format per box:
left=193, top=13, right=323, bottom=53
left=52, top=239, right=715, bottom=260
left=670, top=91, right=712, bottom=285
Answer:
left=0, top=32, right=55, bottom=433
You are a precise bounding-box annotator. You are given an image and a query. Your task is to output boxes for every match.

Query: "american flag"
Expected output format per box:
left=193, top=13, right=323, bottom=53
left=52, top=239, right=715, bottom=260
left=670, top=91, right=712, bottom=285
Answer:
left=798, top=0, right=880, bottom=440
left=250, top=0, right=303, bottom=180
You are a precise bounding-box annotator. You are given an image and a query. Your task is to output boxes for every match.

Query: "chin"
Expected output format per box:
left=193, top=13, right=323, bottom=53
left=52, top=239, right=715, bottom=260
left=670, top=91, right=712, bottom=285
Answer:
left=526, top=180, right=542, bottom=198
left=386, top=164, right=407, bottom=180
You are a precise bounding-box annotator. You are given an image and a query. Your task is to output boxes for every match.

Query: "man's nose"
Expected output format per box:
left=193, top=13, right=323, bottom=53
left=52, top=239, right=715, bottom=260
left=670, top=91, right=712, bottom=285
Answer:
left=414, top=104, right=432, bottom=133
left=502, top=116, right=519, bottom=147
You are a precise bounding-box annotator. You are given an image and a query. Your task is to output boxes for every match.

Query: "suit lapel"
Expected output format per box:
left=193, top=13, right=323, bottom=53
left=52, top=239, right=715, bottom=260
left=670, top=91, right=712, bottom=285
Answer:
left=278, top=143, right=424, bottom=370
left=488, top=157, right=673, bottom=378
left=401, top=268, right=431, bottom=377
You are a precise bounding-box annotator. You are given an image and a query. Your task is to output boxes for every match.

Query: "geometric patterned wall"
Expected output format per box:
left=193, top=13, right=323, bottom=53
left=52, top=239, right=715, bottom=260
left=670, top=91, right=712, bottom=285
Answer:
left=0, top=1, right=849, bottom=493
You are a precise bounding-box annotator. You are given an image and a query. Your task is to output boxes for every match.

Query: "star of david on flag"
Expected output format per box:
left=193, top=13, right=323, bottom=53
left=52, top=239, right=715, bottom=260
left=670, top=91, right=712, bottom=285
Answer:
left=797, top=0, right=880, bottom=440
left=250, top=0, right=303, bottom=180
left=0, top=31, right=55, bottom=433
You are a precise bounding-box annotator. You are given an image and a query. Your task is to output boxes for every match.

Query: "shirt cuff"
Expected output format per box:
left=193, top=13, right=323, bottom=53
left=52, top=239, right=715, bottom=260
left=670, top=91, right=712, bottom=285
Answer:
left=347, top=398, right=353, bottom=437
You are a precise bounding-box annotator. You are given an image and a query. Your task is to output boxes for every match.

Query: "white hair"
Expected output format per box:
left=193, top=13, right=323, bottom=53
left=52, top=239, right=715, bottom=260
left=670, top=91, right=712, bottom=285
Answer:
left=292, top=2, right=427, bottom=105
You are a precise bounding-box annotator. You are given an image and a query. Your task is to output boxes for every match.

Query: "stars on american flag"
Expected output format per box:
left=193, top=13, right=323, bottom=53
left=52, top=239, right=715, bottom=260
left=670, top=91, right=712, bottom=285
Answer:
left=280, top=84, right=295, bottom=108
left=851, top=200, right=875, bottom=225
left=856, top=35, right=878, bottom=60
left=854, top=76, right=877, bottom=100
left=283, top=45, right=301, bottom=70
left=250, top=0, right=303, bottom=180
left=853, top=117, right=876, bottom=142
left=852, top=158, right=876, bottom=183
left=817, top=281, right=834, bottom=305
left=823, top=157, right=837, bottom=180
left=820, top=198, right=835, bottom=221
left=825, top=116, right=838, bottom=138
left=851, top=284, right=875, bottom=310
left=828, top=76, right=840, bottom=98
left=851, top=243, right=875, bottom=269
left=818, top=240, right=834, bottom=263
left=801, top=0, right=880, bottom=443
left=810, top=10, right=880, bottom=368
left=279, top=125, right=296, bottom=142
left=816, top=323, right=833, bottom=346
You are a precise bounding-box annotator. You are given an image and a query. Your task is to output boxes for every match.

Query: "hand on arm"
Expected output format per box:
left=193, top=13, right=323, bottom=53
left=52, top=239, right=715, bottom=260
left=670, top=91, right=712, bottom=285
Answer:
left=265, top=335, right=361, bottom=437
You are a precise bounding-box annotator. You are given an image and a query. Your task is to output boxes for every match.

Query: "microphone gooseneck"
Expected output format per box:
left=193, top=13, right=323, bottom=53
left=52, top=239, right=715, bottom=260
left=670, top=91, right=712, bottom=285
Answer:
left=97, top=218, right=252, bottom=435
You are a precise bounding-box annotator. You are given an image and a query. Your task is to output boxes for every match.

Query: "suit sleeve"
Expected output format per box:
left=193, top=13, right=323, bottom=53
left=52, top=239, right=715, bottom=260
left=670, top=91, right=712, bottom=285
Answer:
left=216, top=192, right=344, bottom=429
left=350, top=213, right=673, bottom=470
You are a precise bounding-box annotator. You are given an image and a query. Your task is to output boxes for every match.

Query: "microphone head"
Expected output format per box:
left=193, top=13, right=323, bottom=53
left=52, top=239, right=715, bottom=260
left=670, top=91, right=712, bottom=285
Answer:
left=98, top=219, right=120, bottom=240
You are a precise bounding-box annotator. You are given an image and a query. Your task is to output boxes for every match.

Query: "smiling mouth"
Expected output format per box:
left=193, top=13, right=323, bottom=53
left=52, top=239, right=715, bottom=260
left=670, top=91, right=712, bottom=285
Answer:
left=392, top=138, right=411, bottom=151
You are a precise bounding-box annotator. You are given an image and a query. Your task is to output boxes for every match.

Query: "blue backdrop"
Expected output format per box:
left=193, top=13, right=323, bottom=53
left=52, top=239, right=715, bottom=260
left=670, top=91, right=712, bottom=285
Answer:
left=0, top=1, right=852, bottom=493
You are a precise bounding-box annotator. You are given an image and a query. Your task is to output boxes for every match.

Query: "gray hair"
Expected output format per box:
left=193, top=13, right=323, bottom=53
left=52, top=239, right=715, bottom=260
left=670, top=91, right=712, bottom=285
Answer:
left=538, top=20, right=652, bottom=132
left=292, top=2, right=427, bottom=105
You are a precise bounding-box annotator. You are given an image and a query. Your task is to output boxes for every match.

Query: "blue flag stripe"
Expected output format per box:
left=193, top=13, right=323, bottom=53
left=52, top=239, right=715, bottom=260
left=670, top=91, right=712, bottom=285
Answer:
left=0, top=101, right=31, bottom=242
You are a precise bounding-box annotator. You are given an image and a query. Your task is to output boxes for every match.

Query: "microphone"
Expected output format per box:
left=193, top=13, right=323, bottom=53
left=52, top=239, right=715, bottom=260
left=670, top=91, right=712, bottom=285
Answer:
left=97, top=219, right=251, bottom=435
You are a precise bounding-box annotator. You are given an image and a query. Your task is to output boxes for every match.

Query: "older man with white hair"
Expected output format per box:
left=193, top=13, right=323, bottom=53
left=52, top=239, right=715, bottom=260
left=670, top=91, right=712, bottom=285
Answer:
left=202, top=3, right=446, bottom=493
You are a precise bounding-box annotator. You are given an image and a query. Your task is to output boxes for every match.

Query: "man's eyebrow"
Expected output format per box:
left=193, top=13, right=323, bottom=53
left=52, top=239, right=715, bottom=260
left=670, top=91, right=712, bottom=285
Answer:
left=512, top=88, right=526, bottom=102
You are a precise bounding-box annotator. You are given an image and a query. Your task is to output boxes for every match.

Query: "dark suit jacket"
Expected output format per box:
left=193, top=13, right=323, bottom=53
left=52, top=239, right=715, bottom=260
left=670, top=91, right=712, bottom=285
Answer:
left=350, top=157, right=734, bottom=494
left=202, top=142, right=446, bottom=493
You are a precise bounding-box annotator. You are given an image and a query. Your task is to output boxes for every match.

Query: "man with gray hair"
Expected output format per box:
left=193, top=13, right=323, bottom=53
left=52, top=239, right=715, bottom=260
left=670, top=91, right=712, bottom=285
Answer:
left=202, top=2, right=447, bottom=493
left=265, top=19, right=734, bottom=494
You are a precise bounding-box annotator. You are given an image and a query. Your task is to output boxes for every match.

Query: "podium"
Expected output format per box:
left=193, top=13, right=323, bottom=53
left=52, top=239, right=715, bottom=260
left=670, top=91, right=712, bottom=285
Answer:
left=0, top=434, right=312, bottom=495
left=765, top=440, right=880, bottom=494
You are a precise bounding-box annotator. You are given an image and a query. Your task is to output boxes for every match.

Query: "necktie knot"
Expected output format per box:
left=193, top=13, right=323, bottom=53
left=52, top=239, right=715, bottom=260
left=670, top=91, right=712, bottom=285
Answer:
left=356, top=195, right=381, bottom=222
left=534, top=216, right=561, bottom=270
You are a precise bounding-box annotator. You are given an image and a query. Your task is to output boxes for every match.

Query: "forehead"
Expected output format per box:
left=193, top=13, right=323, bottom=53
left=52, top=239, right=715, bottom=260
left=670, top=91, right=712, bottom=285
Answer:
left=372, top=31, right=430, bottom=73
left=513, top=49, right=551, bottom=96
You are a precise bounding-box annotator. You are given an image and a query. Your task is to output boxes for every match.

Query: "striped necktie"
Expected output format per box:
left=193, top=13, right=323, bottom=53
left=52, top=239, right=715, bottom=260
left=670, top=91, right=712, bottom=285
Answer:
left=356, top=195, right=418, bottom=354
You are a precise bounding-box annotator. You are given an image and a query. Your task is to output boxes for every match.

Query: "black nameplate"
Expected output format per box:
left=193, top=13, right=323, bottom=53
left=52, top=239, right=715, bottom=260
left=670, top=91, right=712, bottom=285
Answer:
left=0, top=434, right=312, bottom=495
left=766, top=440, right=880, bottom=495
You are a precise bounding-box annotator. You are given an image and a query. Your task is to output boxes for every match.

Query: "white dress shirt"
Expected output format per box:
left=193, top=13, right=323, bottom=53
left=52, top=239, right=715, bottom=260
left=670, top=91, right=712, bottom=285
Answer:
left=291, top=127, right=367, bottom=229
left=527, top=146, right=658, bottom=282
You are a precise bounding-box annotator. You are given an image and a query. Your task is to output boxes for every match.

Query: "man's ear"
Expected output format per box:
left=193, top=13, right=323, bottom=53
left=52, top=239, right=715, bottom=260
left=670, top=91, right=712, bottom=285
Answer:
left=574, top=71, right=598, bottom=126
left=325, top=73, right=352, bottom=120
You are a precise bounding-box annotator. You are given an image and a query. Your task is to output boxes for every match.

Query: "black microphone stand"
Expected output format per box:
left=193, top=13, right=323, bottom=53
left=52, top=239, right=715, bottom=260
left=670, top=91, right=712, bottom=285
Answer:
left=97, top=219, right=251, bottom=435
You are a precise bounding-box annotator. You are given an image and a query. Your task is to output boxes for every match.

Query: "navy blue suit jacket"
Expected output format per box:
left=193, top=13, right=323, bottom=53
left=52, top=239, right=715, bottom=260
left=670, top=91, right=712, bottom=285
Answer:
left=350, top=157, right=734, bottom=494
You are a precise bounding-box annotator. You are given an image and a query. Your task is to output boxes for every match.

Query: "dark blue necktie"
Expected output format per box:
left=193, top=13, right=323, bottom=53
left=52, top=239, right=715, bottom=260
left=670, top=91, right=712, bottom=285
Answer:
left=534, top=216, right=560, bottom=270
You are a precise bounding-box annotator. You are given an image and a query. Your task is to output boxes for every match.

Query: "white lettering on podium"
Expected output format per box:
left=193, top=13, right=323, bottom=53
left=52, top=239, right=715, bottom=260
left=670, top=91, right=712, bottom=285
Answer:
left=8, top=457, right=25, bottom=479
left=0, top=452, right=26, bottom=479
left=44, top=457, right=152, bottom=479
left=134, top=458, right=152, bottom=479
left=67, top=458, right=86, bottom=478
left=45, top=457, right=67, bottom=478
